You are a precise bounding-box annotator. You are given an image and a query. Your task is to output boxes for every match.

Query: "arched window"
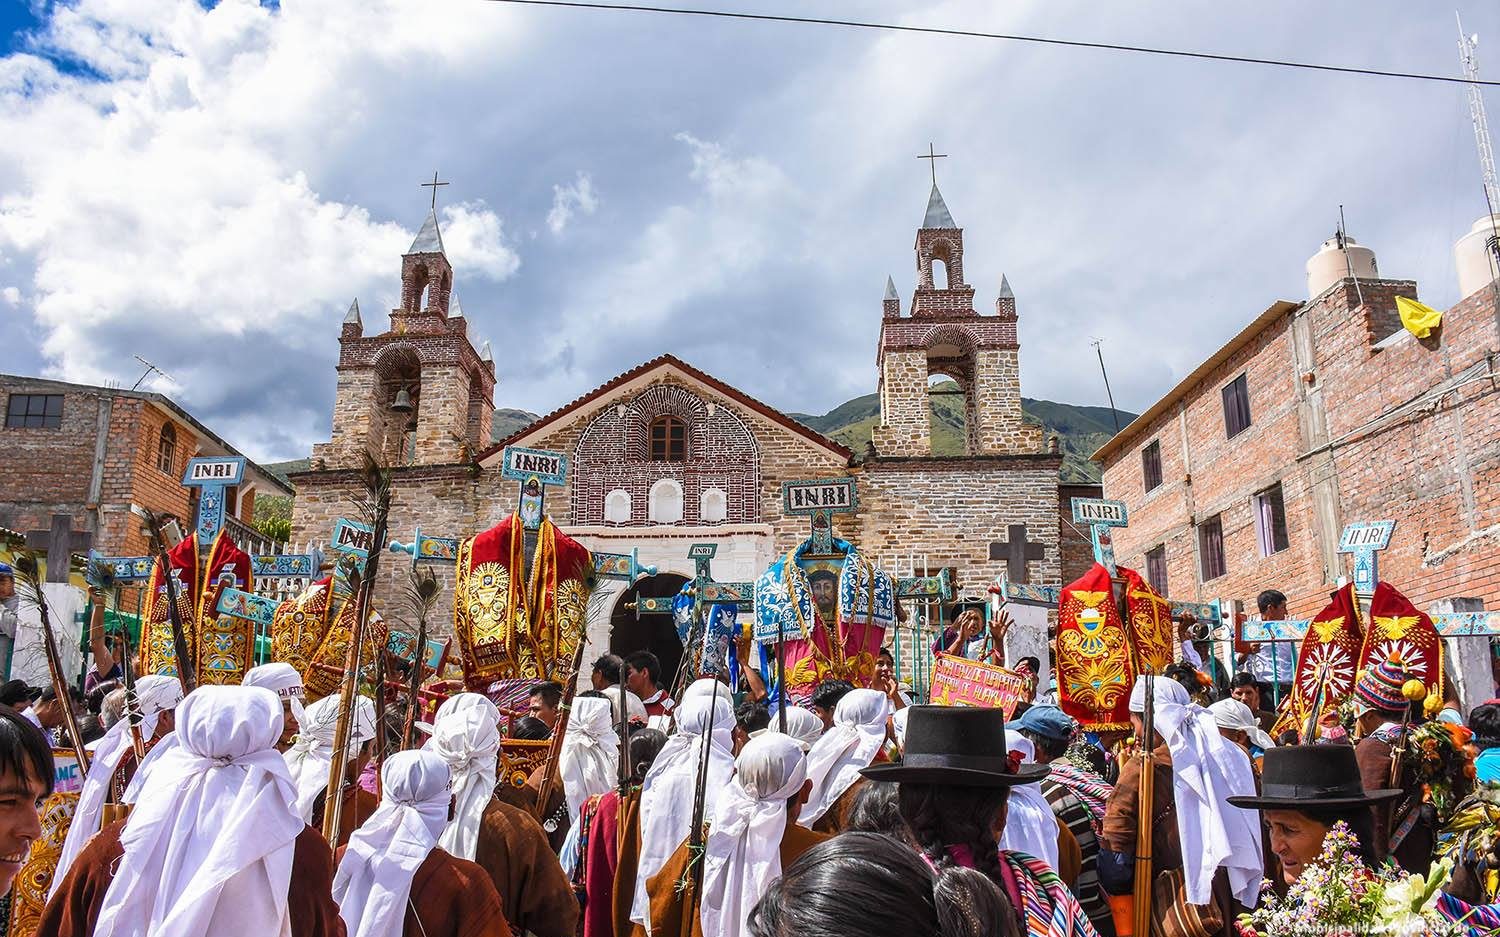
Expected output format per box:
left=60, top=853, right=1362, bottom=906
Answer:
left=649, top=479, right=683, bottom=524
left=605, top=489, right=632, bottom=524
left=933, top=257, right=949, bottom=289
left=699, top=488, right=727, bottom=523
left=649, top=416, right=686, bottom=462
left=157, top=424, right=177, bottom=475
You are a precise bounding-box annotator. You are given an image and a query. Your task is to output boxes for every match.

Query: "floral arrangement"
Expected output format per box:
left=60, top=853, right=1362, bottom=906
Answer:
left=1439, top=782, right=1500, bottom=903
left=1237, top=822, right=1466, bottom=937
left=1403, top=721, right=1478, bottom=825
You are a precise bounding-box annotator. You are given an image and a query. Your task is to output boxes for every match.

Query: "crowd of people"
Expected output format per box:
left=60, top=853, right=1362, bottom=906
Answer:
left=0, top=568, right=1495, bottom=937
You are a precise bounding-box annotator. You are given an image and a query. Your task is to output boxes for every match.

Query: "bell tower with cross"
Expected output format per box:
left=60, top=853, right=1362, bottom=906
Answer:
left=314, top=172, right=495, bottom=470
left=871, top=147, right=1042, bottom=459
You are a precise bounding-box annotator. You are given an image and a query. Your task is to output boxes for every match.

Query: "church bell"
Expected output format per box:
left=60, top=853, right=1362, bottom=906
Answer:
left=391, top=387, right=413, bottom=413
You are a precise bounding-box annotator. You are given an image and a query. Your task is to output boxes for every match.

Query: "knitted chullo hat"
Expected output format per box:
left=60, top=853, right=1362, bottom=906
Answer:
left=1353, top=658, right=1412, bottom=714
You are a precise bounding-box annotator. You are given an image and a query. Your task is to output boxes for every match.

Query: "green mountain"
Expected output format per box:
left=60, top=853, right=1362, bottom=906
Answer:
left=267, top=392, right=1127, bottom=490
left=788, top=386, right=1132, bottom=483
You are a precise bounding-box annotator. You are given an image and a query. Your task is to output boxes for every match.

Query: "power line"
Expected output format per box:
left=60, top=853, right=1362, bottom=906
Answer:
left=488, top=0, right=1500, bottom=88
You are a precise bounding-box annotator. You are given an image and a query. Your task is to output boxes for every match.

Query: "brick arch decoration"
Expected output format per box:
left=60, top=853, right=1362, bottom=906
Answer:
left=571, top=382, right=761, bottom=525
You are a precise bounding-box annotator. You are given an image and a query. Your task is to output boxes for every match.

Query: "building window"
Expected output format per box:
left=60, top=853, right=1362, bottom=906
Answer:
left=5, top=394, right=62, bottom=429
left=1253, top=483, right=1289, bottom=557
left=1145, top=545, right=1168, bottom=594
left=700, top=488, right=727, bottom=523
left=157, top=424, right=178, bottom=475
left=604, top=490, right=632, bottom=524
left=1198, top=514, right=1226, bottom=581
left=1141, top=440, right=1163, bottom=492
left=648, top=479, right=684, bottom=524
left=649, top=416, right=687, bottom=462
left=1222, top=373, right=1252, bottom=438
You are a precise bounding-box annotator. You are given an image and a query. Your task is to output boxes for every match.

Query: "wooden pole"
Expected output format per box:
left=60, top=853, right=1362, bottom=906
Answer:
left=534, top=616, right=591, bottom=819
left=1132, top=674, right=1155, bottom=937
left=15, top=555, right=89, bottom=775
left=143, top=512, right=196, bottom=696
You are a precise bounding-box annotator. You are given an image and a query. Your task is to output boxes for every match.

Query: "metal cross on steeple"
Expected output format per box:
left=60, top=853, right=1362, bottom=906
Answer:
left=918, top=143, right=948, bottom=186
left=421, top=171, right=449, bottom=212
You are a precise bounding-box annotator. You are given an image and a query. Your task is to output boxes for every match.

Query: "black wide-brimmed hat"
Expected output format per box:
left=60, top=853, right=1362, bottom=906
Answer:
left=861, top=705, right=1050, bottom=787
left=1226, top=744, right=1403, bottom=809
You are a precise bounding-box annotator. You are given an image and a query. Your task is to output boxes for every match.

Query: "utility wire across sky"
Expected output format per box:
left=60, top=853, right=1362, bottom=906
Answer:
left=489, top=0, right=1500, bottom=88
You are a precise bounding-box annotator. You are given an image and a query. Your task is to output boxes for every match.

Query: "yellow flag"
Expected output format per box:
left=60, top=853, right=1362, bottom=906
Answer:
left=1396, top=295, right=1443, bottom=339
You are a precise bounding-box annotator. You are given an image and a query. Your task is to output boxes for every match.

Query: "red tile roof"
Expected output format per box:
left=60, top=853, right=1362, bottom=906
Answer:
left=477, top=354, right=853, bottom=463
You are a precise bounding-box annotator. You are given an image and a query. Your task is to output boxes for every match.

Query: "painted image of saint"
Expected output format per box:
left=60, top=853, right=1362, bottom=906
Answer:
left=519, top=476, right=543, bottom=527
left=806, top=568, right=839, bottom=619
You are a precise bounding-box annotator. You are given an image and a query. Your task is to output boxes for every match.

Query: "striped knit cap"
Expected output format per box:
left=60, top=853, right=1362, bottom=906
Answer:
left=1353, top=659, right=1409, bottom=713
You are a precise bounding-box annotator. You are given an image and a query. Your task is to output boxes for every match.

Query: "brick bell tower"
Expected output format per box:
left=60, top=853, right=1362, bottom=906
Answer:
left=313, top=206, right=496, bottom=469
left=871, top=181, right=1042, bottom=458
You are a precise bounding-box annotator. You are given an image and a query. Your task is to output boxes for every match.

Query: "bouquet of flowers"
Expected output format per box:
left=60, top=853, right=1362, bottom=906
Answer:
left=1439, top=782, right=1500, bottom=903
left=1237, top=822, right=1466, bottom=937
left=1404, top=721, right=1479, bottom=825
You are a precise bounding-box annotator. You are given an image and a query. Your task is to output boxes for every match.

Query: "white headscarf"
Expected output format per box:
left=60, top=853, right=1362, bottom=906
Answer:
left=1207, top=698, right=1276, bottom=752
left=333, top=750, right=452, bottom=937
left=680, top=677, right=731, bottom=708
left=797, top=688, right=891, bottom=827
left=755, top=706, right=824, bottom=752
left=602, top=685, right=647, bottom=724
left=702, top=735, right=807, bottom=937
left=891, top=708, right=910, bottom=748
left=93, top=685, right=303, bottom=937
left=430, top=705, right=500, bottom=861
left=1130, top=676, right=1263, bottom=907
left=630, top=689, right=736, bottom=926
left=996, top=736, right=1060, bottom=871
left=242, top=663, right=307, bottom=727
left=52, top=675, right=184, bottom=896
left=284, top=693, right=378, bottom=823
left=560, top=696, right=621, bottom=820
left=418, top=692, right=500, bottom=740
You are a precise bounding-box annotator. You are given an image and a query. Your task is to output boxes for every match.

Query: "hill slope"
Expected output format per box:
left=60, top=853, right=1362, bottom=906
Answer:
left=789, top=387, right=1131, bottom=483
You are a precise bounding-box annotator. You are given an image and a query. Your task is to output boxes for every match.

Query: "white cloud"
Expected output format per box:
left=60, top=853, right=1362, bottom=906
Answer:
left=442, top=201, right=520, bottom=281
left=545, top=171, right=598, bottom=236
left=1, top=287, right=18, bottom=306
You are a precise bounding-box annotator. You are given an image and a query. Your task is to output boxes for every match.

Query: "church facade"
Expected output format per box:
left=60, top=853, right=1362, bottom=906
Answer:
left=290, top=185, right=1079, bottom=678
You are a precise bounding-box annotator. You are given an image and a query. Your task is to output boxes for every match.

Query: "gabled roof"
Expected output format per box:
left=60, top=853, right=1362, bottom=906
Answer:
left=408, top=210, right=445, bottom=255
left=478, top=354, right=853, bottom=464
left=922, top=184, right=957, bottom=228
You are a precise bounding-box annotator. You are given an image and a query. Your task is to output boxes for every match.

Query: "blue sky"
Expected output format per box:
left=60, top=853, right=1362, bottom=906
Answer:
left=1, top=1, right=1498, bottom=462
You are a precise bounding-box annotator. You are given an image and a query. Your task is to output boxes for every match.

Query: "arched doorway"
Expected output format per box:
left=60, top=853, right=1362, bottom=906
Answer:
left=609, top=573, right=690, bottom=690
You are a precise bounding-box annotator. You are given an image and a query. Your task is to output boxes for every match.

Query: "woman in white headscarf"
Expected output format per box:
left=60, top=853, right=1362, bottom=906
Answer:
left=697, top=734, right=816, bottom=937
left=429, top=704, right=501, bottom=862
left=797, top=688, right=891, bottom=831
left=285, top=692, right=378, bottom=824
left=1100, top=676, right=1263, bottom=916
left=333, top=749, right=509, bottom=937
left=995, top=735, right=1062, bottom=873
left=756, top=706, right=824, bottom=752
left=559, top=695, right=620, bottom=820
left=51, top=674, right=183, bottom=896
left=41, top=685, right=345, bottom=937
left=242, top=662, right=307, bottom=751
left=629, top=688, right=736, bottom=927
left=1207, top=697, right=1276, bottom=759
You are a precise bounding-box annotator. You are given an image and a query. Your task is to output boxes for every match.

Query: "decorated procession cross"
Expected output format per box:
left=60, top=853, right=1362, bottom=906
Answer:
left=752, top=477, right=908, bottom=704
left=994, top=496, right=1221, bottom=730
left=625, top=542, right=753, bottom=684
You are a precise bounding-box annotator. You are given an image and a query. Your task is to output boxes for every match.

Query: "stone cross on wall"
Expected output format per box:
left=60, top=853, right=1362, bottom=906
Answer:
left=25, top=514, right=93, bottom=584
left=988, top=524, right=1044, bottom=583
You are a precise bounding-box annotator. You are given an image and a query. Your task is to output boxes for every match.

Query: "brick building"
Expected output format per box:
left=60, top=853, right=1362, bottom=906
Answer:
left=1093, top=232, right=1500, bottom=701
left=292, top=188, right=1091, bottom=677
left=0, top=374, right=291, bottom=563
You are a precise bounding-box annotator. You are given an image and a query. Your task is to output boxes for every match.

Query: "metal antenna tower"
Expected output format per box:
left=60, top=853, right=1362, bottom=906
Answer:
left=1458, top=15, right=1500, bottom=215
